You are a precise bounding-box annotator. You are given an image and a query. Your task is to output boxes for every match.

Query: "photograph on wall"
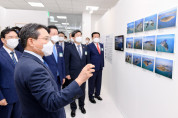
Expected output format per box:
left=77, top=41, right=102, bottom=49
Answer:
left=126, top=37, right=133, bottom=48
left=142, top=55, right=154, bottom=72
left=135, top=19, right=143, bottom=33
left=133, top=54, right=141, bottom=67
left=156, top=34, right=175, bottom=53
left=144, top=14, right=157, bottom=31
left=125, top=52, right=132, bottom=64
left=115, top=35, right=124, bottom=51
left=158, top=8, right=177, bottom=29
left=134, top=37, right=142, bottom=49
left=143, top=35, right=155, bottom=51
left=155, top=58, right=173, bottom=79
left=127, top=22, right=134, bottom=34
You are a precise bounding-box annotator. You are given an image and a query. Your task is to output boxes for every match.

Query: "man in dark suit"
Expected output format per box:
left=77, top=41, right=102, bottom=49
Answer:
left=64, top=30, right=89, bottom=117
left=43, top=26, right=65, bottom=90
left=88, top=32, right=104, bottom=104
left=0, top=27, right=22, bottom=118
left=14, top=23, right=95, bottom=118
left=58, top=31, right=70, bottom=51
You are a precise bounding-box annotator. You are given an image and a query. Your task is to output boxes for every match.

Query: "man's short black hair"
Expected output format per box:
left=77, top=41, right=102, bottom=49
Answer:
left=48, top=25, right=58, bottom=34
left=91, top=32, right=100, bottom=38
left=58, top=31, right=65, bottom=36
left=72, top=30, right=82, bottom=37
left=19, top=23, right=48, bottom=48
left=1, top=27, right=18, bottom=38
left=64, top=36, right=67, bottom=39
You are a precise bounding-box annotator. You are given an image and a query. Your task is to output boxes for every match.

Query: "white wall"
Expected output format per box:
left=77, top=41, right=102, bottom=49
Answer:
left=91, top=14, right=102, bottom=33
left=95, top=0, right=178, bottom=118
left=82, top=12, right=91, bottom=44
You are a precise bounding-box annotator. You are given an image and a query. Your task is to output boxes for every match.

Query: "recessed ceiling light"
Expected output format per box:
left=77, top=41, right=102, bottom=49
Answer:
left=50, top=20, right=58, bottom=23
left=62, top=23, right=69, bottom=25
left=86, top=6, right=99, bottom=11
left=57, top=16, right=67, bottom=19
left=28, top=2, right=44, bottom=7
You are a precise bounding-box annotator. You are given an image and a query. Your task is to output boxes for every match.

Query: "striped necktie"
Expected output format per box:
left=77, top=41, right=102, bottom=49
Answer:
left=77, top=45, right=82, bottom=59
left=10, top=51, right=17, bottom=65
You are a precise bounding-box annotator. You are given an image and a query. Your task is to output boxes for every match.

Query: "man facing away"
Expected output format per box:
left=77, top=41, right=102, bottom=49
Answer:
left=14, top=23, right=95, bottom=118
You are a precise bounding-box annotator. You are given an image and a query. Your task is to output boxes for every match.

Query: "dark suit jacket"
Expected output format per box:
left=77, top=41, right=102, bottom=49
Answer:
left=43, top=45, right=65, bottom=89
left=87, top=42, right=104, bottom=71
left=14, top=52, right=83, bottom=118
left=0, top=47, right=22, bottom=104
left=0, top=40, right=3, bottom=48
left=64, top=44, right=89, bottom=79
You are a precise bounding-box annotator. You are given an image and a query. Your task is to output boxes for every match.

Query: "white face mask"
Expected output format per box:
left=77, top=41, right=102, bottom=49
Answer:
left=59, top=37, right=64, bottom=42
left=42, top=41, right=54, bottom=56
left=51, top=35, right=59, bottom=43
left=76, top=37, right=82, bottom=43
left=86, top=40, right=89, bottom=43
left=93, top=38, right=100, bottom=43
left=6, top=38, right=19, bottom=49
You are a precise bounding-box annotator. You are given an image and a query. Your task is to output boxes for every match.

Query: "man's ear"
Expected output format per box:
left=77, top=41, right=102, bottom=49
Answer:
left=1, top=38, right=5, bottom=44
left=27, top=38, right=34, bottom=47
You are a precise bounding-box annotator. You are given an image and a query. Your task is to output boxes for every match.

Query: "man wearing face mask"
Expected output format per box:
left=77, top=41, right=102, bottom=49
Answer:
left=58, top=32, right=70, bottom=51
left=0, top=27, right=22, bottom=118
left=85, top=37, right=90, bottom=45
left=43, top=25, right=66, bottom=90
left=64, top=30, right=89, bottom=117
left=69, top=33, right=74, bottom=44
left=87, top=32, right=104, bottom=104
left=14, top=23, right=95, bottom=118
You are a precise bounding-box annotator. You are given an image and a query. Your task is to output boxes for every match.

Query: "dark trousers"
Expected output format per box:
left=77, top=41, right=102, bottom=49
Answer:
left=0, top=101, right=22, bottom=118
left=70, top=82, right=86, bottom=110
left=88, top=70, right=103, bottom=99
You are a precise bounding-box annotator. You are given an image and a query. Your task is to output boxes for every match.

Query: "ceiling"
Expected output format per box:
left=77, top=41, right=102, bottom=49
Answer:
left=0, top=0, right=119, bottom=15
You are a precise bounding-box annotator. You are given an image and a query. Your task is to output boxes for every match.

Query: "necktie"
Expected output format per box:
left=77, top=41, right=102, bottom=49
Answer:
left=10, top=52, right=17, bottom=65
left=77, top=45, right=82, bottom=59
left=97, top=43, right=101, bottom=54
left=53, top=45, right=58, bottom=62
left=43, top=61, right=49, bottom=67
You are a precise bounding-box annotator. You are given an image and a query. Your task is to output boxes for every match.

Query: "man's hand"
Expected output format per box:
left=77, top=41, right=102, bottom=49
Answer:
left=66, top=75, right=71, bottom=80
left=0, top=99, right=8, bottom=106
left=75, top=64, right=95, bottom=86
left=62, top=78, right=65, bottom=85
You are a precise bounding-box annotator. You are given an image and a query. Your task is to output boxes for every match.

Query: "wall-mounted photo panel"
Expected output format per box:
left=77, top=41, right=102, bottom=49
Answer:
left=143, top=35, right=156, bottom=51
left=158, top=8, right=177, bottom=29
left=135, top=19, right=143, bottom=33
left=115, top=35, right=124, bottom=51
left=133, top=54, right=141, bottom=67
left=126, top=37, right=133, bottom=48
left=155, top=58, right=173, bottom=79
left=134, top=37, right=142, bottom=49
left=125, top=52, right=132, bottom=64
left=156, top=34, right=175, bottom=53
left=127, top=22, right=135, bottom=34
left=142, top=55, right=154, bottom=72
left=144, top=14, right=157, bottom=31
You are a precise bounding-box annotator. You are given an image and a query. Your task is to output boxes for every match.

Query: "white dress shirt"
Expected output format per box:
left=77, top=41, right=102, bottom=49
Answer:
left=94, top=43, right=100, bottom=50
left=3, top=46, right=18, bottom=62
left=74, top=43, right=83, bottom=56
left=24, top=50, right=44, bottom=62
left=59, top=42, right=64, bottom=51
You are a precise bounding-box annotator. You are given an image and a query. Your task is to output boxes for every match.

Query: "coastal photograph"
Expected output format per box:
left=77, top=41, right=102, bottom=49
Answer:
left=144, top=14, right=157, bottom=31
left=125, top=52, right=132, bottom=64
left=133, top=54, right=141, bottom=67
left=143, top=35, right=156, bottom=51
left=134, top=37, right=142, bottom=49
left=142, top=55, right=154, bottom=72
left=135, top=19, right=143, bottom=33
left=126, top=37, right=133, bottom=48
left=127, top=22, right=134, bottom=34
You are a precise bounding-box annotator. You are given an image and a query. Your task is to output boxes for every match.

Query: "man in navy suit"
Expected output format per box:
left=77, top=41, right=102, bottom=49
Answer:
left=14, top=23, right=95, bottom=118
left=64, top=30, right=89, bottom=117
left=88, top=32, right=104, bottom=103
left=58, top=32, right=70, bottom=51
left=0, top=27, right=22, bottom=118
left=43, top=25, right=65, bottom=90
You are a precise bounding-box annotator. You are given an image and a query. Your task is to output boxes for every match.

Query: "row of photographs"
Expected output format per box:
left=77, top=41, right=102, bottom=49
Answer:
left=126, top=34, right=175, bottom=53
left=125, top=52, right=173, bottom=79
left=127, top=8, right=177, bottom=34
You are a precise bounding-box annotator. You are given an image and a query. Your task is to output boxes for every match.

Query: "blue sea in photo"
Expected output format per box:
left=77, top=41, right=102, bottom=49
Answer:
left=142, top=55, right=154, bottom=72
left=133, top=54, right=141, bottom=67
left=134, top=37, right=142, bottom=49
left=155, top=58, right=173, bottom=79
left=156, top=34, right=174, bottom=53
left=115, top=36, right=124, bottom=51
left=135, top=19, right=143, bottom=32
left=125, top=52, right=132, bottom=64
left=158, top=8, right=177, bottom=29
left=143, top=36, right=155, bottom=51
left=144, top=14, right=157, bottom=31
left=126, top=37, right=133, bottom=48
left=127, top=22, right=134, bottom=34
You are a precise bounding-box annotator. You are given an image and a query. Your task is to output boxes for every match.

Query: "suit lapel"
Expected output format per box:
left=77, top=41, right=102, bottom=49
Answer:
left=81, top=45, right=86, bottom=60
left=72, top=44, right=81, bottom=60
left=1, top=48, right=15, bottom=68
left=91, top=42, right=100, bottom=55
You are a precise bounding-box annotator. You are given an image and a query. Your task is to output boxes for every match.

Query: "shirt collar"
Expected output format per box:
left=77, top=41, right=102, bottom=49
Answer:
left=24, top=50, right=44, bottom=62
left=3, top=46, right=14, bottom=54
left=74, top=42, right=81, bottom=47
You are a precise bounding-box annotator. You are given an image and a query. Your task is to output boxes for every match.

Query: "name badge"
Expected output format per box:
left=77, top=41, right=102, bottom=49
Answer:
left=59, top=53, right=63, bottom=57
left=85, top=51, right=87, bottom=55
left=101, top=48, right=104, bottom=51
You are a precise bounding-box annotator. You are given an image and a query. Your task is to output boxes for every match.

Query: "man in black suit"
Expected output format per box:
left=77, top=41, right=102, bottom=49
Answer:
left=64, top=30, right=89, bottom=117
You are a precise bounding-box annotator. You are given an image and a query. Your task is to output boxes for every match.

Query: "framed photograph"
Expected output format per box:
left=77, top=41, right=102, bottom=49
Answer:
left=135, top=19, right=143, bottom=33
left=115, top=35, right=124, bottom=51
left=126, top=37, right=133, bottom=48
left=133, top=53, right=141, bottom=67
left=158, top=8, right=177, bottom=29
left=134, top=37, right=142, bottom=49
left=144, top=14, right=157, bottom=31
left=127, top=22, right=134, bottom=34
left=156, top=34, right=175, bottom=53
left=155, top=58, right=173, bottom=79
left=143, top=35, right=156, bottom=51
left=125, top=52, right=132, bottom=64
left=142, top=55, right=154, bottom=72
